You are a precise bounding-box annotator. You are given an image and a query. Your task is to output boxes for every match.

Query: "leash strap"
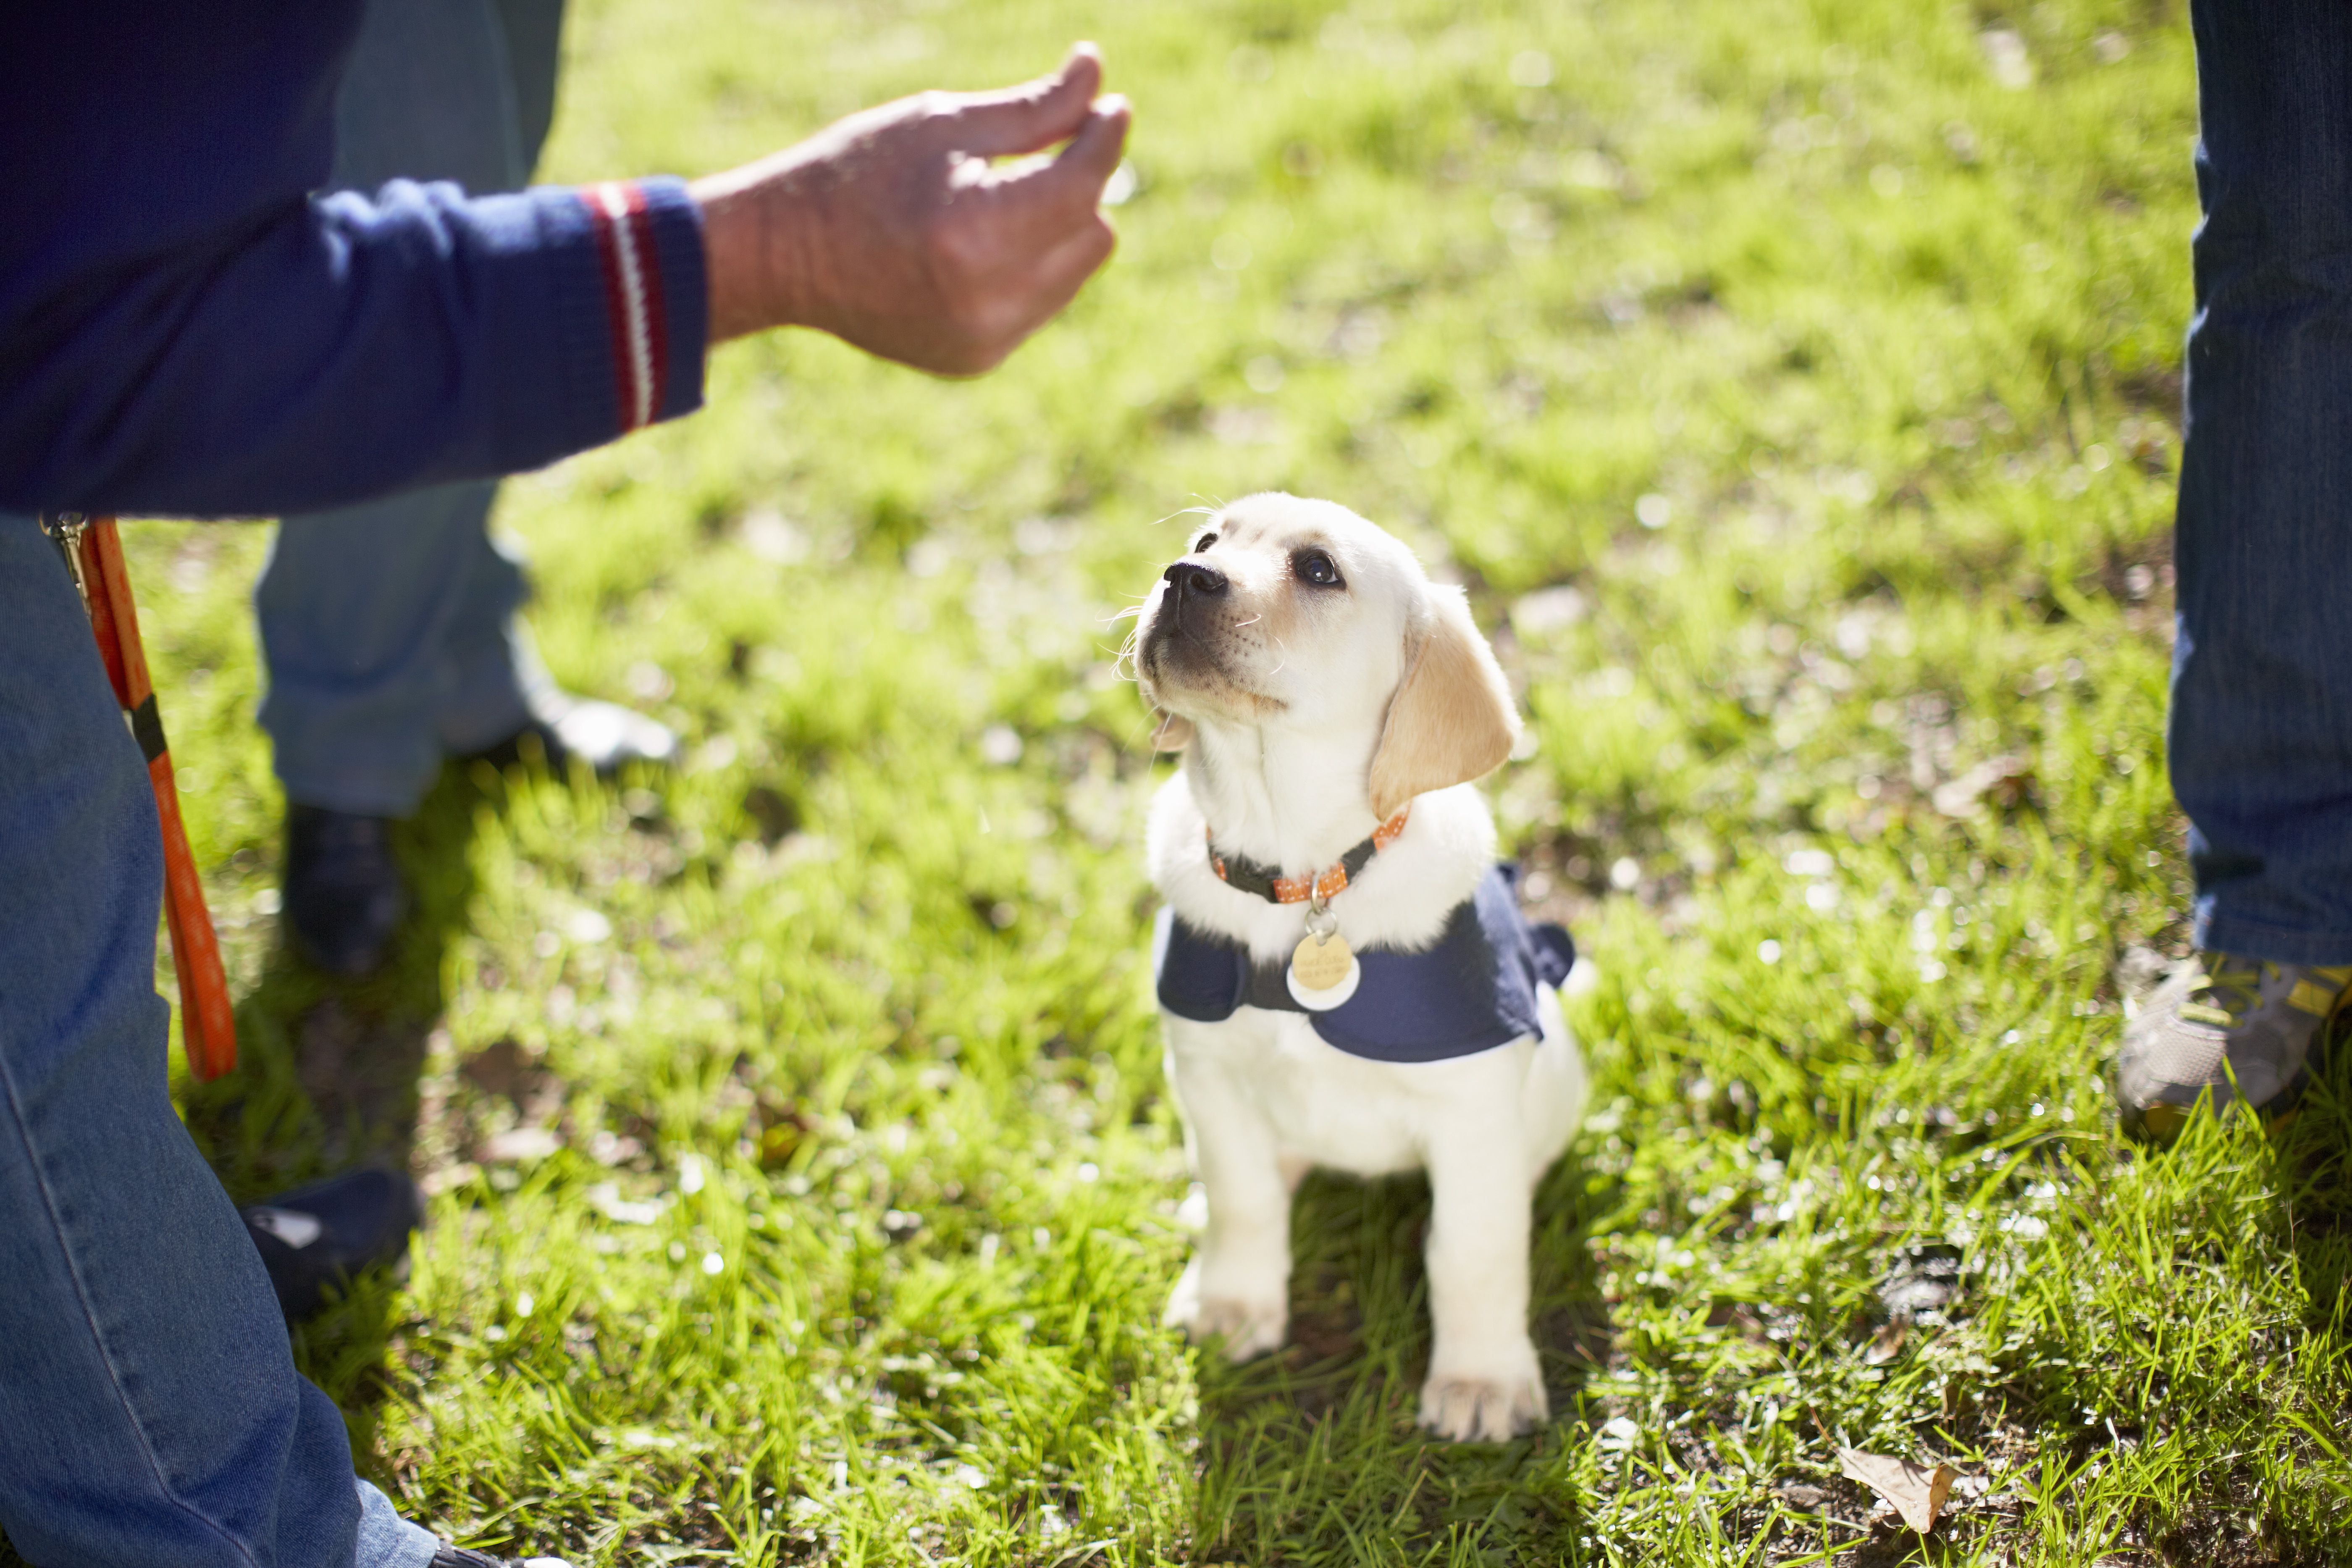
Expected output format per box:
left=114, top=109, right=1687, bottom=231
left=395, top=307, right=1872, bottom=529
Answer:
left=41, top=513, right=238, bottom=1081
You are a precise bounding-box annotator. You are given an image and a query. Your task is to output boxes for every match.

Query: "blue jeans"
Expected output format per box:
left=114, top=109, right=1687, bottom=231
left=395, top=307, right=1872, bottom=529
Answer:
left=2172, top=0, right=2352, bottom=964
left=0, top=517, right=437, bottom=1568
left=257, top=0, right=567, bottom=817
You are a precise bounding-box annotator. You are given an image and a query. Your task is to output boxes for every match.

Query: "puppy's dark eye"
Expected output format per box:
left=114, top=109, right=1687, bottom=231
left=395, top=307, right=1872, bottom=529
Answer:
left=1294, top=549, right=1344, bottom=588
left=1193, top=533, right=1218, bottom=553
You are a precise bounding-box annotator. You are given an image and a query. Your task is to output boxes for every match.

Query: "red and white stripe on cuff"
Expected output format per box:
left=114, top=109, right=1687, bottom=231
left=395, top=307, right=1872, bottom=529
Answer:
left=585, top=181, right=670, bottom=432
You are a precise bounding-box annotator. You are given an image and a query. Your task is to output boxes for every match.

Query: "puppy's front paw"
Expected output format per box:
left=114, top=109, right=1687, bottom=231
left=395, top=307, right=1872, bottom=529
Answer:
left=1163, top=1256, right=1287, bottom=1361
left=1419, top=1349, right=1549, bottom=1442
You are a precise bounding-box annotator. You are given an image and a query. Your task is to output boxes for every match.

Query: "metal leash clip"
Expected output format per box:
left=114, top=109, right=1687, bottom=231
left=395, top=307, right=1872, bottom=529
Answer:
left=38, top=511, right=93, bottom=606
left=1303, top=895, right=1340, bottom=942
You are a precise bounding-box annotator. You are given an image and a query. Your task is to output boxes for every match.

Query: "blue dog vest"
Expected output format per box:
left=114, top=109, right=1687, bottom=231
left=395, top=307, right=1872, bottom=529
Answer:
left=1152, top=864, right=1576, bottom=1064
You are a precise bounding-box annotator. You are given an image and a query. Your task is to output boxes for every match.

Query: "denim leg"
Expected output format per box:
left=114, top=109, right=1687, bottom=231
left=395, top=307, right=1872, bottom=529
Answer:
left=0, top=517, right=437, bottom=1568
left=331, top=0, right=540, bottom=197
left=2171, top=0, right=2352, bottom=964
left=433, top=522, right=551, bottom=756
left=258, top=481, right=529, bottom=816
left=256, top=0, right=567, bottom=817
left=491, top=0, right=569, bottom=168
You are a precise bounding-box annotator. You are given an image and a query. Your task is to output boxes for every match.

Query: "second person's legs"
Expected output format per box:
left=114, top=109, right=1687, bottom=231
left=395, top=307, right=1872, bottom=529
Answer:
left=2121, top=0, right=2352, bottom=1137
left=257, top=0, right=670, bottom=978
left=260, top=481, right=527, bottom=821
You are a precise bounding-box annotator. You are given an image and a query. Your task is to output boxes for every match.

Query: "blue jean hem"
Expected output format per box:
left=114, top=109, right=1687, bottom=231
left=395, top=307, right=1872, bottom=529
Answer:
left=355, top=1479, right=441, bottom=1568
left=275, top=767, right=444, bottom=821
left=2192, top=906, right=2352, bottom=967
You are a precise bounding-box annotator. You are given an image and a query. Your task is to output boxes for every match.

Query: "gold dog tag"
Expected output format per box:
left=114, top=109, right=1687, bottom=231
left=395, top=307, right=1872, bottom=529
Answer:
left=1289, top=931, right=1353, bottom=990
left=1286, top=904, right=1362, bottom=1011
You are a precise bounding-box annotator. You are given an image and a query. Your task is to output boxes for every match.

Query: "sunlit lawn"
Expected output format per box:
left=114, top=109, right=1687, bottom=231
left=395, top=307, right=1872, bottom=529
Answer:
left=47, top=0, right=2352, bottom=1563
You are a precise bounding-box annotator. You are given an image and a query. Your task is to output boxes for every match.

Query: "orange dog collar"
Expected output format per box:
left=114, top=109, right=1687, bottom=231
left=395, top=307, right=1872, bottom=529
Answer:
left=1207, top=805, right=1410, bottom=905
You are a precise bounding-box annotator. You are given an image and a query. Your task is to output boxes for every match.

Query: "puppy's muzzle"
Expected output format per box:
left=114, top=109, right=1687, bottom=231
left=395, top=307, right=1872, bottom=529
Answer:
left=1143, top=559, right=1229, bottom=680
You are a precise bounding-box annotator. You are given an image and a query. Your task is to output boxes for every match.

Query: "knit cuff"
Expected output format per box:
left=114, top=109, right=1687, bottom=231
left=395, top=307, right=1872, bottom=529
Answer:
left=533, top=175, right=708, bottom=447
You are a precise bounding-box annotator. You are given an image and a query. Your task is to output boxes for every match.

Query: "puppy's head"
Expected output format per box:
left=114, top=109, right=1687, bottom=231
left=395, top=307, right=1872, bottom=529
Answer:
left=1135, top=493, right=1519, bottom=816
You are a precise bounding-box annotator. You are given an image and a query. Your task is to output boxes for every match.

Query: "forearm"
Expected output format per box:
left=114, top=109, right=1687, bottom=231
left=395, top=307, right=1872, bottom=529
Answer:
left=2, top=11, right=1123, bottom=517
left=0, top=179, right=708, bottom=519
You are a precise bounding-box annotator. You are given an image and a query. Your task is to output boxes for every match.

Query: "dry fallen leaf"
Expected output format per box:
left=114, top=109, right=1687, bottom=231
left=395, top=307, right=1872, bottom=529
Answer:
left=1864, top=1321, right=1908, bottom=1366
left=479, top=1125, right=562, bottom=1164
left=1931, top=754, right=2033, bottom=818
left=1597, top=1416, right=1643, bottom=1455
left=1839, top=1449, right=1958, bottom=1533
left=419, top=1161, right=480, bottom=1197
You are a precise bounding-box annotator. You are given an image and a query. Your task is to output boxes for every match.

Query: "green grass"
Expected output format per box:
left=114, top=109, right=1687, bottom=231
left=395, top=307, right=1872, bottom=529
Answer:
left=47, top=0, right=2352, bottom=1562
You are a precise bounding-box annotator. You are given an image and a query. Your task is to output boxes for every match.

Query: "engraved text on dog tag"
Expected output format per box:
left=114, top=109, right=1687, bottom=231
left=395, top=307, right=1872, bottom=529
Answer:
left=1287, top=930, right=1361, bottom=1010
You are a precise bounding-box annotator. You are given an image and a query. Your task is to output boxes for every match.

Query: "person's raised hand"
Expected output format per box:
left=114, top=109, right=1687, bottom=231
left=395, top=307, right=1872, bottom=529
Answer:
left=690, top=44, right=1131, bottom=373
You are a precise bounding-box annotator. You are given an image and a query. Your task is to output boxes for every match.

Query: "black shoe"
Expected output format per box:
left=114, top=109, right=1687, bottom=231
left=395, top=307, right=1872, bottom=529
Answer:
left=283, top=805, right=408, bottom=977
left=242, top=1168, right=423, bottom=1321
left=431, top=1546, right=575, bottom=1568
left=465, top=693, right=676, bottom=775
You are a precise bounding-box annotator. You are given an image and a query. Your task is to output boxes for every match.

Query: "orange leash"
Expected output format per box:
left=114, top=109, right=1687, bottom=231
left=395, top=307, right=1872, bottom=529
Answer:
left=42, top=513, right=238, bottom=1081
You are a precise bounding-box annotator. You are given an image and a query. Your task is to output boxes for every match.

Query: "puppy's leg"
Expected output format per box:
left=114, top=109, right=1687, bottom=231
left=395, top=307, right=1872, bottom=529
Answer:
left=1520, top=990, right=1589, bottom=1171
left=1161, top=1048, right=1292, bottom=1361
left=1418, top=1125, right=1547, bottom=1441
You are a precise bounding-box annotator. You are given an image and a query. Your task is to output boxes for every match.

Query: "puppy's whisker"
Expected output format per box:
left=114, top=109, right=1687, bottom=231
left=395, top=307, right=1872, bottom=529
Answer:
left=1110, top=626, right=1143, bottom=683
left=1120, top=707, right=1168, bottom=749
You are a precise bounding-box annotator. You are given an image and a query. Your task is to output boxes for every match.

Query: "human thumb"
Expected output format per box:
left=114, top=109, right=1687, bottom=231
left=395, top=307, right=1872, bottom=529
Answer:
left=953, top=43, right=1104, bottom=157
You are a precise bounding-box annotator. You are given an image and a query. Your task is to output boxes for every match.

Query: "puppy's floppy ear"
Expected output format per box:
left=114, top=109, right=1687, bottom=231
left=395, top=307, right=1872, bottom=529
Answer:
left=1367, top=584, right=1520, bottom=819
left=1151, top=711, right=1195, bottom=751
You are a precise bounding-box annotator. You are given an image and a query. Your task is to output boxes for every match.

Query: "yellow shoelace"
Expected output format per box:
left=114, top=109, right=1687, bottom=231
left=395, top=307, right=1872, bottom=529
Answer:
left=2177, top=960, right=2266, bottom=1029
left=2176, top=959, right=2352, bottom=1028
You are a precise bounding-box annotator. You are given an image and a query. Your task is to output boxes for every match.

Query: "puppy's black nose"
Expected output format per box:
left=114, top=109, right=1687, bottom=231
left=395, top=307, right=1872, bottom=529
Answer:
left=1164, top=560, right=1228, bottom=597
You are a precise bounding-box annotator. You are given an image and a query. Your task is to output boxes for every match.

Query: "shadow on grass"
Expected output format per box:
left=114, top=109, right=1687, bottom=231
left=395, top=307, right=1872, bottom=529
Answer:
left=1189, top=1158, right=1622, bottom=1564
left=2268, top=1046, right=2352, bottom=1568
left=174, top=761, right=509, bottom=1450
left=2124, top=1046, right=2352, bottom=1568
left=2281, top=1029, right=2352, bottom=1333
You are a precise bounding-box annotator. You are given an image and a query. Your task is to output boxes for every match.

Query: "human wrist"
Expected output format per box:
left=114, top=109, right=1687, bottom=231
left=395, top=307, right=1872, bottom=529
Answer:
left=689, top=160, right=818, bottom=346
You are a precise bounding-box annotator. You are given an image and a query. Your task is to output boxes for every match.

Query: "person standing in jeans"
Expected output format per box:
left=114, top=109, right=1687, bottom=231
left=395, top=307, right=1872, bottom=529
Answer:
left=2117, top=0, right=2352, bottom=1139
left=262, top=0, right=677, bottom=980
left=0, top=5, right=1129, bottom=1562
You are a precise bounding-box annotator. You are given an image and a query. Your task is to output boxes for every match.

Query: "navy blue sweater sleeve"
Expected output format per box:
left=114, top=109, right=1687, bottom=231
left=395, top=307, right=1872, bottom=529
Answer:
left=0, top=2, right=706, bottom=520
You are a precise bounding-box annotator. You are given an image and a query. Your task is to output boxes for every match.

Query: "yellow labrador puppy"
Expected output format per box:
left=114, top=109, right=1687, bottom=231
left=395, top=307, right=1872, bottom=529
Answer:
left=1136, top=492, right=1586, bottom=1442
